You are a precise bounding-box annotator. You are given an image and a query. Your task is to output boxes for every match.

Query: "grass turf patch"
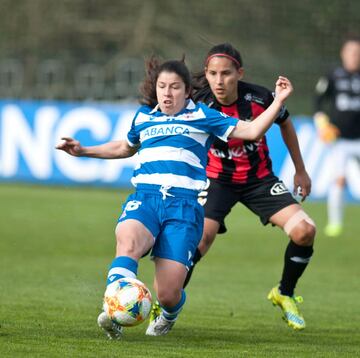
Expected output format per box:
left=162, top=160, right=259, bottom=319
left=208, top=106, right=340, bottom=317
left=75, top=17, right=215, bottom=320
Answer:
left=0, top=183, right=359, bottom=357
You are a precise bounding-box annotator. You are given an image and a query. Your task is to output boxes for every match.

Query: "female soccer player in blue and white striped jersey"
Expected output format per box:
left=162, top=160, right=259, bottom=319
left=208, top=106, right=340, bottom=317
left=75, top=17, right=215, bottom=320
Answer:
left=56, top=57, right=293, bottom=339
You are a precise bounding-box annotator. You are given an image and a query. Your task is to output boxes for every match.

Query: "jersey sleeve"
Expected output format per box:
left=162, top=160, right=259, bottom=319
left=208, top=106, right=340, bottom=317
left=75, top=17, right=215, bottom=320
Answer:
left=126, top=107, right=145, bottom=146
left=201, top=104, right=238, bottom=141
left=265, top=90, right=289, bottom=125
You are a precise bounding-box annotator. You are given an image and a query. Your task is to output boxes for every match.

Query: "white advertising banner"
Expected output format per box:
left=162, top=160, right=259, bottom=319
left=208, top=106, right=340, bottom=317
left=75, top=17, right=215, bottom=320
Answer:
left=0, top=101, right=359, bottom=201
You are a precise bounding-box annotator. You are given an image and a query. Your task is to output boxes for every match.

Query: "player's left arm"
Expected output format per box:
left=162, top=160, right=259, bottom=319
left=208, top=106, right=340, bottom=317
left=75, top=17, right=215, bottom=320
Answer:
left=279, top=118, right=311, bottom=201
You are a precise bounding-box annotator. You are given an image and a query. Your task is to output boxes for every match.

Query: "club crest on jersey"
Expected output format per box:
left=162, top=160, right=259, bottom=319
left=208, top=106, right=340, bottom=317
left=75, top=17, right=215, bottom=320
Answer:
left=270, top=182, right=289, bottom=196
left=244, top=93, right=252, bottom=101
left=244, top=93, right=265, bottom=105
left=181, top=113, right=197, bottom=119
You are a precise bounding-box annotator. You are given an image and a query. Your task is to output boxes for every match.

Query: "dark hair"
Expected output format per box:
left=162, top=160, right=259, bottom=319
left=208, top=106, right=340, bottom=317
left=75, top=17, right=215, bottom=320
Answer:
left=139, top=56, right=192, bottom=108
left=205, top=43, right=243, bottom=68
left=192, top=43, right=243, bottom=98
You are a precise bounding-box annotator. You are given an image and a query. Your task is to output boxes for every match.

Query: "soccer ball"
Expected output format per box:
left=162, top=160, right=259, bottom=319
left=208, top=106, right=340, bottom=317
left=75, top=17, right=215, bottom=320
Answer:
left=103, top=277, right=152, bottom=327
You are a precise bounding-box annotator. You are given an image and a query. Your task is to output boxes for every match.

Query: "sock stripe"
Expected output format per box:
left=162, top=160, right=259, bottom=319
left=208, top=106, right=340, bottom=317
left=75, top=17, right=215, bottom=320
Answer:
left=161, top=290, right=186, bottom=321
left=108, top=267, right=137, bottom=279
left=290, top=256, right=312, bottom=264
left=106, top=256, right=138, bottom=286
left=279, top=242, right=314, bottom=297
left=110, top=256, right=138, bottom=273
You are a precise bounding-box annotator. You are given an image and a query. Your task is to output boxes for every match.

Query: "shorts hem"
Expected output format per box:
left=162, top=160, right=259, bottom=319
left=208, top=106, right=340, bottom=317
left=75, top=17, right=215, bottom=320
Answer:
left=203, top=214, right=227, bottom=234
left=261, top=200, right=299, bottom=225
left=117, top=217, right=157, bottom=239
left=150, top=253, right=188, bottom=267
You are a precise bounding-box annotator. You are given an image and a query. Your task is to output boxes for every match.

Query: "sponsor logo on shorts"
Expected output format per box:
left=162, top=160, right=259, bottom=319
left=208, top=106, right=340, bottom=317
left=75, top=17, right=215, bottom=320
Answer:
left=270, top=182, right=289, bottom=196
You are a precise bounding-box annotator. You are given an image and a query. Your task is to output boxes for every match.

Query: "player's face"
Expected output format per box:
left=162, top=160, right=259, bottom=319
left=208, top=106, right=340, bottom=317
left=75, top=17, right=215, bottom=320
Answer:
left=205, top=57, right=244, bottom=105
left=156, top=71, right=189, bottom=115
left=341, top=41, right=360, bottom=72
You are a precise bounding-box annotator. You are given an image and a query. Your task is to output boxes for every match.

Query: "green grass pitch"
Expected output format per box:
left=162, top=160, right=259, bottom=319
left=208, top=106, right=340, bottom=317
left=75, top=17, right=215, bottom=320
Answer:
left=0, top=183, right=359, bottom=357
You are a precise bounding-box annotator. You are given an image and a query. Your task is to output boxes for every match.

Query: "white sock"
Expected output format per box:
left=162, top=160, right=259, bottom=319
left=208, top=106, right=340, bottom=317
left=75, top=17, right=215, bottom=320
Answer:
left=327, top=183, right=344, bottom=226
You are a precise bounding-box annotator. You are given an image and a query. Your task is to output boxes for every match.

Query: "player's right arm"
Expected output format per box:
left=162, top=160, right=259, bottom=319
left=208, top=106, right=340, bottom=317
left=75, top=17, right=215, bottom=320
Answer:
left=55, top=137, right=138, bottom=159
left=230, top=76, right=293, bottom=141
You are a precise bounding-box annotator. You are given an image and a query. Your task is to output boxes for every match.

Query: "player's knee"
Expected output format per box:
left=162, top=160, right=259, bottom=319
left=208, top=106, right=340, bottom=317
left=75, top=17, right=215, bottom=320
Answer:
left=156, top=288, right=180, bottom=307
left=116, top=236, right=143, bottom=258
left=291, top=221, right=316, bottom=246
left=283, top=210, right=316, bottom=246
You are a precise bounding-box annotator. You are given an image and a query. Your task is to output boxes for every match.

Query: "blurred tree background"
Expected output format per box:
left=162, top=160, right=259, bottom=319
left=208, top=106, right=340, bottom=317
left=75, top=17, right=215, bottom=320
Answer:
left=0, top=0, right=359, bottom=114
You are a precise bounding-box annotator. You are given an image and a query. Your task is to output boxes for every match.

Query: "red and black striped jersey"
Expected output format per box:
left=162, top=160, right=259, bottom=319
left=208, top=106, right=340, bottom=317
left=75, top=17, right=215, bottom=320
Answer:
left=194, top=80, right=289, bottom=184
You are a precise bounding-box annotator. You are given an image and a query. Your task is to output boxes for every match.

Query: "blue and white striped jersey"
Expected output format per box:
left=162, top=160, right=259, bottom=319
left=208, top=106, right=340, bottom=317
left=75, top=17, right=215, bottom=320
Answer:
left=127, top=99, right=238, bottom=191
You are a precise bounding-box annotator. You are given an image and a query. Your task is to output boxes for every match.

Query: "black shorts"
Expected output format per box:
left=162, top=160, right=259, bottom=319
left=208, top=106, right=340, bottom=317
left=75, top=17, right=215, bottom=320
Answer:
left=204, top=175, right=298, bottom=234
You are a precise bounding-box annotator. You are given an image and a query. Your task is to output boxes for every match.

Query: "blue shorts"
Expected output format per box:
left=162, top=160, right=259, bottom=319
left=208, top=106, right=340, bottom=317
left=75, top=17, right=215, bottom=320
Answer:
left=117, top=184, right=204, bottom=268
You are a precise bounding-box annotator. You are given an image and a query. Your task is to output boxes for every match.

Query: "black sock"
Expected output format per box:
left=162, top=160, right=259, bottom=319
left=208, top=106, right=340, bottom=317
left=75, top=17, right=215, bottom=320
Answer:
left=279, top=241, right=313, bottom=297
left=183, top=248, right=202, bottom=288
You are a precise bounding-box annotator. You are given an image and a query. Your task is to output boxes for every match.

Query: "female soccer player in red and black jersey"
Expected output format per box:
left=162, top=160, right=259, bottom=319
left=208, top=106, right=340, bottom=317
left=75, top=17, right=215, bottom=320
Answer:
left=186, top=43, right=316, bottom=330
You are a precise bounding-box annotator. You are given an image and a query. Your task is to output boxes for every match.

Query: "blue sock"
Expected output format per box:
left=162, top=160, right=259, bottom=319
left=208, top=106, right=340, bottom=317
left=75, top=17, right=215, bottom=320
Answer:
left=106, top=256, right=138, bottom=286
left=160, top=290, right=186, bottom=321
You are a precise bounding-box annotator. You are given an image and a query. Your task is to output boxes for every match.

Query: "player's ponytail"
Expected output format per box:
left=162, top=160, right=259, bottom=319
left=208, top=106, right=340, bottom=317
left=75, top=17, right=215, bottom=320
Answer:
left=139, top=55, right=161, bottom=108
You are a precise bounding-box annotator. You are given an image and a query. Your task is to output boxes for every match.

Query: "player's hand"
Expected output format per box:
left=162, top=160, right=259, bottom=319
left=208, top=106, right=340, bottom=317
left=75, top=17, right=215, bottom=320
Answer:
left=318, top=123, right=339, bottom=143
left=55, top=137, right=84, bottom=156
left=274, top=76, right=293, bottom=103
left=293, top=170, right=311, bottom=202
left=314, top=112, right=340, bottom=143
left=198, top=178, right=210, bottom=206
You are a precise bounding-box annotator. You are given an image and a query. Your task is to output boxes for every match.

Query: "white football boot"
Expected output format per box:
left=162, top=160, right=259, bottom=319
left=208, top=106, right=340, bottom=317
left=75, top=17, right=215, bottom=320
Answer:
left=145, top=313, right=176, bottom=336
left=97, top=312, right=123, bottom=339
